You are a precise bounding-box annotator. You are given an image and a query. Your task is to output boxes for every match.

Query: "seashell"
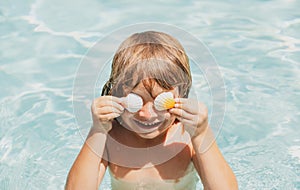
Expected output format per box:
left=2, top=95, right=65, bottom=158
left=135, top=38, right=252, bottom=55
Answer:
left=154, top=92, right=175, bottom=111
left=122, top=93, right=143, bottom=113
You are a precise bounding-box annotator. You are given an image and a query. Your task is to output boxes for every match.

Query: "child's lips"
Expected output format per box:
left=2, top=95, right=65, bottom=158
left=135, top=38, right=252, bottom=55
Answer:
left=133, top=119, right=163, bottom=130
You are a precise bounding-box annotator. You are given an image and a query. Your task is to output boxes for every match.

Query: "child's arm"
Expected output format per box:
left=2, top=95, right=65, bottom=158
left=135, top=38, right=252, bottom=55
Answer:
left=65, top=96, right=124, bottom=190
left=169, top=99, right=238, bottom=190
left=192, top=128, right=238, bottom=190
left=65, top=129, right=108, bottom=190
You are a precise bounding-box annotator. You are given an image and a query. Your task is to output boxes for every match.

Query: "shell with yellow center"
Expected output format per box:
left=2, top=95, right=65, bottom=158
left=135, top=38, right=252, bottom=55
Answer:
left=154, top=92, right=175, bottom=111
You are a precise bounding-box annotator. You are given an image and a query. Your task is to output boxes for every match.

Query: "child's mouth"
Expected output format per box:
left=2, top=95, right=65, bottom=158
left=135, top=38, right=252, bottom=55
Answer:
left=133, top=119, right=163, bottom=130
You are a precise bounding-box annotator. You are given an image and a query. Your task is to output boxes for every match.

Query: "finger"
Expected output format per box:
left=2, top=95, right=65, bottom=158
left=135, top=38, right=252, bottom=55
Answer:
left=101, top=95, right=123, bottom=104
left=176, top=117, right=205, bottom=138
left=174, top=98, right=197, bottom=114
left=171, top=107, right=207, bottom=126
left=176, top=117, right=196, bottom=129
left=110, top=99, right=125, bottom=112
left=94, top=96, right=124, bottom=112
left=92, top=101, right=114, bottom=113
left=98, top=112, right=121, bottom=122
left=174, top=98, right=203, bottom=115
left=174, top=98, right=188, bottom=104
left=97, top=106, right=123, bottom=115
left=169, top=108, right=194, bottom=120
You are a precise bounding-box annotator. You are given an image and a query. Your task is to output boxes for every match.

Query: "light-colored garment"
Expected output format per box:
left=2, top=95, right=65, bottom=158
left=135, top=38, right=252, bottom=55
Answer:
left=109, top=162, right=199, bottom=190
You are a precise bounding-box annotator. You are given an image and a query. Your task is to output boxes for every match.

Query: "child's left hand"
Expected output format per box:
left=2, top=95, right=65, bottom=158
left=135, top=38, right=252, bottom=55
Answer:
left=169, top=98, right=209, bottom=139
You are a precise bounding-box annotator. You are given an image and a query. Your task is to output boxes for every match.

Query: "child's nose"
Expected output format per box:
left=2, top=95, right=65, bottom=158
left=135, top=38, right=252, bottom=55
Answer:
left=138, top=102, right=157, bottom=119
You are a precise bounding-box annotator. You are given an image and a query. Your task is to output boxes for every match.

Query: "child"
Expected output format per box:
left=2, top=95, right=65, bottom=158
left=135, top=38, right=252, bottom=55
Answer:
left=66, top=31, right=238, bottom=190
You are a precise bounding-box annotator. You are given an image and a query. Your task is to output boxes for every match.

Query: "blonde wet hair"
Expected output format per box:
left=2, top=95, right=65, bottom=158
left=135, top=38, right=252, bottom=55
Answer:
left=101, top=31, right=192, bottom=98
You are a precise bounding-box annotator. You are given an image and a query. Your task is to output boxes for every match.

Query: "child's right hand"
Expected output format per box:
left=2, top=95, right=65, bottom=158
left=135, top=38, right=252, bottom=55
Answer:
left=91, top=96, right=124, bottom=133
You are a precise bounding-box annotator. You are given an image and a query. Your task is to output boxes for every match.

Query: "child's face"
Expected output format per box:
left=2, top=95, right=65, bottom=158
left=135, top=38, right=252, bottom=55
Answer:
left=119, top=81, right=178, bottom=139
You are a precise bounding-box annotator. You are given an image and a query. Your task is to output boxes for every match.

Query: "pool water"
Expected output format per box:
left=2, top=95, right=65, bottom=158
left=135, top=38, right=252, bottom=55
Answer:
left=0, top=0, right=300, bottom=189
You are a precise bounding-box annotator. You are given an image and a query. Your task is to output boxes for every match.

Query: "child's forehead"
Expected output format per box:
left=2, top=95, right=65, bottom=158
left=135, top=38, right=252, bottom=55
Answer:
left=131, top=80, right=177, bottom=98
left=132, top=81, right=162, bottom=96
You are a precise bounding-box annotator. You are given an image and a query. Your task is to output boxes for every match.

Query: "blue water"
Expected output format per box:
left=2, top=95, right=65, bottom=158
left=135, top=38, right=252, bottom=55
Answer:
left=0, top=0, right=299, bottom=189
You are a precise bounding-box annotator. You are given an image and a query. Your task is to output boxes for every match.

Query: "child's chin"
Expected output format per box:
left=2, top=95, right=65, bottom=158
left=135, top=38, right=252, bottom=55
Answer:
left=135, top=131, right=161, bottom=139
left=135, top=124, right=172, bottom=140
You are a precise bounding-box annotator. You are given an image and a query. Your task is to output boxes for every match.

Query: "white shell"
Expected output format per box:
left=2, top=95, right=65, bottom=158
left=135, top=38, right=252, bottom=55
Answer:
left=122, top=93, right=143, bottom=113
left=154, top=92, right=175, bottom=111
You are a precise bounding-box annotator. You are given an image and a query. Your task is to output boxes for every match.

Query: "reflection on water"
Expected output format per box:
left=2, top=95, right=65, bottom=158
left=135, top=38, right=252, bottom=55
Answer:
left=0, top=0, right=299, bottom=189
